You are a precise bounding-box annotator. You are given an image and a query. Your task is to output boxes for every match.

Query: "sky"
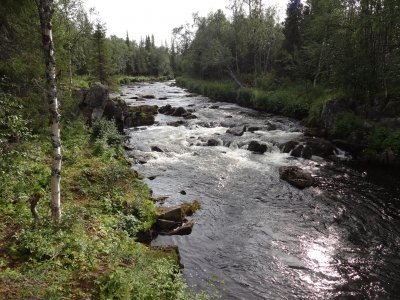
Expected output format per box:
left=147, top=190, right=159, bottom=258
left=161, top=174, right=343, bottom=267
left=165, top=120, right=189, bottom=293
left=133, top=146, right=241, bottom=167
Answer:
left=83, top=0, right=288, bottom=46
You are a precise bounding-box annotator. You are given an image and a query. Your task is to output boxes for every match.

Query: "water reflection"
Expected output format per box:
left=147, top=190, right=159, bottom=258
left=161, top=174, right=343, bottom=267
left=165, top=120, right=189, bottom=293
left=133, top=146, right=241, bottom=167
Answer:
left=299, top=235, right=345, bottom=295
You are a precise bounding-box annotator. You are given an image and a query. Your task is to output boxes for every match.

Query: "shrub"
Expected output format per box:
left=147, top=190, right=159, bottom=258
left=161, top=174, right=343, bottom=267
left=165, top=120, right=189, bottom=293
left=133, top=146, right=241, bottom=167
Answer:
left=367, top=126, right=400, bottom=155
left=331, top=112, right=364, bottom=139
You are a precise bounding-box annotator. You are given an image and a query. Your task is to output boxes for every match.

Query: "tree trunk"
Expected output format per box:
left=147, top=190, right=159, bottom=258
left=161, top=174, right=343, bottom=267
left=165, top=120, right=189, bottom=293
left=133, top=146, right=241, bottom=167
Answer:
left=37, top=0, right=62, bottom=223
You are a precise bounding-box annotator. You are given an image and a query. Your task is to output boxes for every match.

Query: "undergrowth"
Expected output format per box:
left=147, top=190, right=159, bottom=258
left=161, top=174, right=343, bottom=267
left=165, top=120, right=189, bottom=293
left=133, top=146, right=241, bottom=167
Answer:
left=0, top=117, right=210, bottom=299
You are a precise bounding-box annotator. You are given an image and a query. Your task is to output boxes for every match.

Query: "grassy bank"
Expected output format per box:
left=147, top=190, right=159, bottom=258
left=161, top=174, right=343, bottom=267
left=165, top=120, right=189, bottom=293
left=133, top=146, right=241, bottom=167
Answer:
left=118, top=75, right=174, bottom=85
left=0, top=114, right=208, bottom=299
left=176, top=76, right=342, bottom=120
left=176, top=76, right=400, bottom=158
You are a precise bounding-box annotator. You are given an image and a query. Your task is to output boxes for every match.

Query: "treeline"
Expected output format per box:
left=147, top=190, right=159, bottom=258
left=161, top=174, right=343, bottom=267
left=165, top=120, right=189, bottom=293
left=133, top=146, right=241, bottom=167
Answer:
left=173, top=0, right=400, bottom=103
left=0, top=0, right=171, bottom=93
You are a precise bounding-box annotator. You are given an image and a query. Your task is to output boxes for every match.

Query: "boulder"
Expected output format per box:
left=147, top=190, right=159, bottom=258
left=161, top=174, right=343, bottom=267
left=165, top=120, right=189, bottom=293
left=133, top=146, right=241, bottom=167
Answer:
left=184, top=114, right=198, bottom=120
left=157, top=206, right=184, bottom=222
left=103, top=100, right=124, bottom=132
left=304, top=137, right=335, bottom=158
left=167, top=120, right=186, bottom=127
left=165, top=221, right=194, bottom=236
left=151, top=146, right=163, bottom=152
left=281, top=141, right=299, bottom=153
left=265, top=122, right=277, bottom=131
left=172, top=107, right=187, bottom=117
left=153, top=219, right=181, bottom=232
left=181, top=201, right=201, bottom=216
left=227, top=125, right=246, bottom=136
left=301, top=146, right=313, bottom=159
left=248, top=141, right=268, bottom=154
left=279, top=166, right=314, bottom=189
left=142, top=94, right=155, bottom=99
left=80, top=83, right=109, bottom=122
left=159, top=104, right=173, bottom=114
left=290, top=145, right=304, bottom=158
left=247, top=126, right=262, bottom=132
left=207, top=139, right=220, bottom=146
left=127, top=105, right=158, bottom=115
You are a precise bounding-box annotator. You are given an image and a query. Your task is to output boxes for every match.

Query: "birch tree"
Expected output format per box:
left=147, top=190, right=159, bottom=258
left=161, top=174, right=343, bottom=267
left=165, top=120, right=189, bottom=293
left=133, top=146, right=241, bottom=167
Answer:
left=36, top=0, right=62, bottom=223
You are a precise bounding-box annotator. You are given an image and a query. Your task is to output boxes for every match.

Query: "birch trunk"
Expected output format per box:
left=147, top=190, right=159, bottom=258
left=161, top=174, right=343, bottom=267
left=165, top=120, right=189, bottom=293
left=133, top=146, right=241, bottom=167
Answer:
left=37, top=0, right=62, bottom=223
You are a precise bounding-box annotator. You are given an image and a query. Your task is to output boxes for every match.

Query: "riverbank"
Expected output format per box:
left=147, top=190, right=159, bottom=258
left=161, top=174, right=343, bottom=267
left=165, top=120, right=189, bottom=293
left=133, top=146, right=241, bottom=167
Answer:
left=176, top=76, right=400, bottom=167
left=0, top=117, right=195, bottom=298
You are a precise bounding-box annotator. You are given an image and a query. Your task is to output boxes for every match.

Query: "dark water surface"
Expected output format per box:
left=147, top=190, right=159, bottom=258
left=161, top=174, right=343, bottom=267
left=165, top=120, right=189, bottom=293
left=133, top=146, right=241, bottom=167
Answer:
left=121, top=81, right=400, bottom=299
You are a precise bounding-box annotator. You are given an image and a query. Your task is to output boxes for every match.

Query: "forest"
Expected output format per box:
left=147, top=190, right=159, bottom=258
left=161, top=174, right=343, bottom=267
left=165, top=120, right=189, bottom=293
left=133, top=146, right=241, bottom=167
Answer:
left=1, top=0, right=400, bottom=299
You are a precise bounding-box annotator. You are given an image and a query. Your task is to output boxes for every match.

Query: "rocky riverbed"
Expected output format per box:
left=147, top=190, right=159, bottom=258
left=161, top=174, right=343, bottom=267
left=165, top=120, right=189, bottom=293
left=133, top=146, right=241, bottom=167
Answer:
left=117, top=81, right=400, bottom=299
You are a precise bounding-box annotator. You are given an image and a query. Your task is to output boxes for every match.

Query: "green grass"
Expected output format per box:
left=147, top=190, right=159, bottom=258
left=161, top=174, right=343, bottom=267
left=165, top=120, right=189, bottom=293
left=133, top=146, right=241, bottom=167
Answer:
left=176, top=76, right=344, bottom=120
left=0, top=117, right=211, bottom=299
left=118, top=75, right=174, bottom=85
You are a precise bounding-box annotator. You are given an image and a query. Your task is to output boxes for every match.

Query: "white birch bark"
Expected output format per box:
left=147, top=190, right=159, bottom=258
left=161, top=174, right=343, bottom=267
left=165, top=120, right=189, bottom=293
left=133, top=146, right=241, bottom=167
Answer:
left=37, top=0, right=62, bottom=223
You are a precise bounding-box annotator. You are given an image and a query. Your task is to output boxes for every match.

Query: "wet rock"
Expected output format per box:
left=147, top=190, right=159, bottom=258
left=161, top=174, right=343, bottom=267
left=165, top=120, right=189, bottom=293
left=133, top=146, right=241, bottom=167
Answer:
left=180, top=190, right=187, bottom=195
left=304, top=137, right=335, bottom=158
left=159, top=104, right=173, bottom=114
left=184, top=114, right=198, bottom=120
left=158, top=97, right=168, bottom=100
left=167, top=120, right=186, bottom=127
left=165, top=221, right=194, bottom=236
left=210, top=105, right=219, bottom=109
left=154, top=219, right=180, bottom=232
left=124, top=110, right=156, bottom=127
left=129, top=96, right=139, bottom=100
left=151, top=146, right=163, bottom=152
left=265, top=122, right=278, bottom=131
left=157, top=206, right=184, bottom=222
left=188, top=104, right=195, bottom=107
left=185, top=94, right=197, bottom=97
left=181, top=200, right=201, bottom=216
left=280, top=141, right=299, bottom=153
left=291, top=145, right=304, bottom=158
left=142, top=94, right=156, bottom=99
left=148, top=176, right=157, bottom=180
left=207, top=139, right=220, bottom=146
left=302, top=146, right=313, bottom=159
left=247, top=126, right=262, bottom=132
left=279, top=166, right=314, bottom=189
left=225, top=115, right=233, bottom=118
left=333, top=139, right=363, bottom=156
left=223, top=140, right=232, bottom=147
left=124, top=145, right=134, bottom=151
left=197, top=121, right=219, bottom=128
left=248, top=141, right=268, bottom=154
left=227, top=125, right=246, bottom=136
left=172, top=107, right=187, bottom=117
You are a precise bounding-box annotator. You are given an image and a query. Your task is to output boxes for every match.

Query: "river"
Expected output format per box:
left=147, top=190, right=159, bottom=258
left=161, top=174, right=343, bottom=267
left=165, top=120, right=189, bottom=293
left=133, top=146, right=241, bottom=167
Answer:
left=121, top=81, right=400, bottom=299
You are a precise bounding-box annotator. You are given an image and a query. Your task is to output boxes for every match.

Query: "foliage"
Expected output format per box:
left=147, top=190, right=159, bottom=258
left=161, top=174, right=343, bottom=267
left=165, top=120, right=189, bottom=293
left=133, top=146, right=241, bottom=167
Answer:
left=331, top=112, right=364, bottom=139
left=367, top=126, right=400, bottom=155
left=0, top=119, right=192, bottom=299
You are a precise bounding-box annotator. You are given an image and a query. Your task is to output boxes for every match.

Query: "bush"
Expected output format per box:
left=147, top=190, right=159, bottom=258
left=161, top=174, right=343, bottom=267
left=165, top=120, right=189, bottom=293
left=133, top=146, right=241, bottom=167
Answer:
left=367, top=126, right=400, bottom=155
left=331, top=112, right=364, bottom=139
left=0, top=92, right=31, bottom=153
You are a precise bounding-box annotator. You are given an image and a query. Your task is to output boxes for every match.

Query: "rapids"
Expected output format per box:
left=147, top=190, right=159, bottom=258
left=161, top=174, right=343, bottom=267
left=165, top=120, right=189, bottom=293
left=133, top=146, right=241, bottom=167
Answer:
left=121, top=81, right=400, bottom=299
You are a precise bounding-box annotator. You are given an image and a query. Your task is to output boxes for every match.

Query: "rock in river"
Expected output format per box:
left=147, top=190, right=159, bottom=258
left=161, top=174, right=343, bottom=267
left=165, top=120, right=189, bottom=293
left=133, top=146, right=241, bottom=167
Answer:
left=248, top=141, right=268, bottom=154
left=279, top=166, right=314, bottom=189
left=226, top=125, right=246, bottom=136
